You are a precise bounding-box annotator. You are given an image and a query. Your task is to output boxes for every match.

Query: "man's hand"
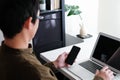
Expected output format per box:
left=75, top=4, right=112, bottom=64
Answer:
left=53, top=52, right=70, bottom=68
left=95, top=66, right=114, bottom=80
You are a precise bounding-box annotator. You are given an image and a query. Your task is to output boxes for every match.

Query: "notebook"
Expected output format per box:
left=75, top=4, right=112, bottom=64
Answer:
left=67, top=32, right=120, bottom=80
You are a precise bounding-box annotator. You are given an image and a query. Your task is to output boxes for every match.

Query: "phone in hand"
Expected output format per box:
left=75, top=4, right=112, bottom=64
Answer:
left=65, top=46, right=81, bottom=65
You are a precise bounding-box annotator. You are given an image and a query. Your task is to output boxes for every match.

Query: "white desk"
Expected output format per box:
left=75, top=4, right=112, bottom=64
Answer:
left=40, top=35, right=98, bottom=80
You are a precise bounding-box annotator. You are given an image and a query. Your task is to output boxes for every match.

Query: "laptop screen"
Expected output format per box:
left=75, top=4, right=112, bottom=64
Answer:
left=92, top=33, right=120, bottom=72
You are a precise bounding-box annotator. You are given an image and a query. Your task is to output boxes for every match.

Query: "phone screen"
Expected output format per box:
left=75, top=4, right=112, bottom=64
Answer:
left=65, top=46, right=81, bottom=65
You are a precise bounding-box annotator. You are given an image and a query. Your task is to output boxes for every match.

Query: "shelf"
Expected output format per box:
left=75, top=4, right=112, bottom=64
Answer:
left=33, top=0, right=65, bottom=62
left=40, top=9, right=62, bottom=14
left=65, top=34, right=84, bottom=46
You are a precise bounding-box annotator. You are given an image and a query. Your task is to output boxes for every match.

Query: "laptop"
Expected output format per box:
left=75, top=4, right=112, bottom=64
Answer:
left=67, top=32, right=120, bottom=80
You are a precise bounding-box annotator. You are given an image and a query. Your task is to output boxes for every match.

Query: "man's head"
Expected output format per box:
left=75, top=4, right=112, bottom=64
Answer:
left=0, top=0, right=39, bottom=39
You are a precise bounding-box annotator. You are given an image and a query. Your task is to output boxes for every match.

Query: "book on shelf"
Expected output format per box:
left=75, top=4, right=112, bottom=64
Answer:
left=46, top=0, right=60, bottom=10
left=54, top=0, right=60, bottom=10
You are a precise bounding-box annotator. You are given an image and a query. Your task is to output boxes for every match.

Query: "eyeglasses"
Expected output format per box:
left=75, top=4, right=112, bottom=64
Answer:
left=37, top=16, right=44, bottom=20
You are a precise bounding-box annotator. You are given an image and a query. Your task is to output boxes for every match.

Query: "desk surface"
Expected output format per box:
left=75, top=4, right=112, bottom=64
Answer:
left=40, top=35, right=98, bottom=80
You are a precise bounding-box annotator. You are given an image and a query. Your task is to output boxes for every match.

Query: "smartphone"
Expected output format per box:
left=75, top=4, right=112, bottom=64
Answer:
left=65, top=46, right=81, bottom=65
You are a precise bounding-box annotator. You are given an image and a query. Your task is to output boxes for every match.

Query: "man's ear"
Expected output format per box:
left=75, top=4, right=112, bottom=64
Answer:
left=23, top=17, right=33, bottom=29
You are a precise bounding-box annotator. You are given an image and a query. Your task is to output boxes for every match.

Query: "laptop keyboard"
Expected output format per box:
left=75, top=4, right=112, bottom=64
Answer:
left=79, top=60, right=102, bottom=73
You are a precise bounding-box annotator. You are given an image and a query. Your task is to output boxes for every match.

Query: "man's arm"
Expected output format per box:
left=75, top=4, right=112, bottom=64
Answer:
left=44, top=62, right=57, bottom=72
left=93, top=76, right=104, bottom=80
left=44, top=52, right=69, bottom=73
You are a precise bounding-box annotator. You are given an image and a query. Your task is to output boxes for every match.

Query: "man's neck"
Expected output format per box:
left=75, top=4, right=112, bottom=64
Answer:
left=4, top=37, right=29, bottom=49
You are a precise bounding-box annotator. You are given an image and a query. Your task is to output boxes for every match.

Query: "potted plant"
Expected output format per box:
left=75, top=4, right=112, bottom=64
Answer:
left=65, top=4, right=89, bottom=38
left=65, top=4, right=82, bottom=20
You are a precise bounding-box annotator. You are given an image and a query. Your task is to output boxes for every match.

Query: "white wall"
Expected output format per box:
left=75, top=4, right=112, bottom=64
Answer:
left=98, top=0, right=120, bottom=38
left=65, top=0, right=99, bottom=36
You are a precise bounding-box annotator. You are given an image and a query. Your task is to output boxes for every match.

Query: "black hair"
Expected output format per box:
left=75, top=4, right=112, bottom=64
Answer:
left=0, top=0, right=39, bottom=38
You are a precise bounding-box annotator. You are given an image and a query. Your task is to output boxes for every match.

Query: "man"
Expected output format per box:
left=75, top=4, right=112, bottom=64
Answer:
left=0, top=0, right=114, bottom=80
